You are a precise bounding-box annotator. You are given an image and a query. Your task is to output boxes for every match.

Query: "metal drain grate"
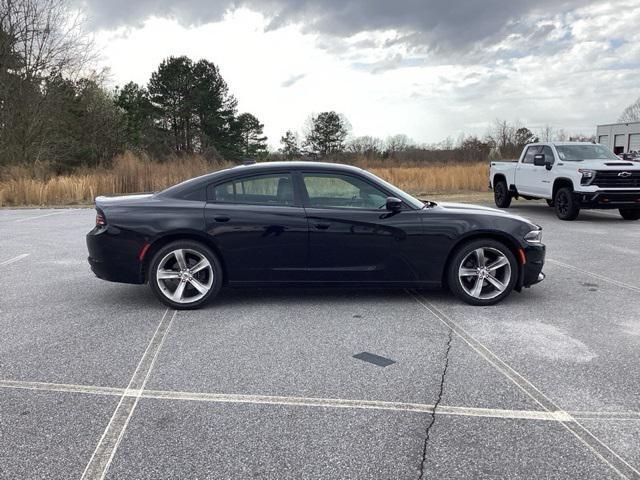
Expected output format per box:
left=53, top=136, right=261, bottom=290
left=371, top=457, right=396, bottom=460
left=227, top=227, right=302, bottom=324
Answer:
left=352, top=352, right=396, bottom=367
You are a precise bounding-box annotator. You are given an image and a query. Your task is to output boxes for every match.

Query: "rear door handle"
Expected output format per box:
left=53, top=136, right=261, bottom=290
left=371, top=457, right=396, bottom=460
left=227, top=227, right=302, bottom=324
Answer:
left=314, top=222, right=331, bottom=230
left=214, top=215, right=230, bottom=222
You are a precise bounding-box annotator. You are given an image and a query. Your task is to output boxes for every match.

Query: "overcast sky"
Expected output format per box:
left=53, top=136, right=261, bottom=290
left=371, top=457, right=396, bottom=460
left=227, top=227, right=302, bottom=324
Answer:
left=85, top=0, right=640, bottom=148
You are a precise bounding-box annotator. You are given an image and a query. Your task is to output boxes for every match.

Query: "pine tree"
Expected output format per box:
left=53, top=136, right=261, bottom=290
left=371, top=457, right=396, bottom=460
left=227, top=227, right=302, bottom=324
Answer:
left=279, top=130, right=300, bottom=159
left=237, top=112, right=268, bottom=157
left=303, top=111, right=350, bottom=156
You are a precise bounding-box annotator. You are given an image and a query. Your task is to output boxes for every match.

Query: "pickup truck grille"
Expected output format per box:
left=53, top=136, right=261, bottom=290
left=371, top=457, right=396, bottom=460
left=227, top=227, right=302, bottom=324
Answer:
left=592, top=171, right=640, bottom=188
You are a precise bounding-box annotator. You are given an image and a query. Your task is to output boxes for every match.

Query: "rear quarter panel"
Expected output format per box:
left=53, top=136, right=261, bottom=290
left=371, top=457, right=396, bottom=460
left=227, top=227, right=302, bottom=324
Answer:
left=97, top=197, right=207, bottom=279
left=490, top=161, right=518, bottom=188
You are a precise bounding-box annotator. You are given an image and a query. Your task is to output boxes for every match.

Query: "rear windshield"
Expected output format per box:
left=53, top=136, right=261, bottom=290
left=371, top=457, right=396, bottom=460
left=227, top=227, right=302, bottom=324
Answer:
left=555, top=145, right=619, bottom=161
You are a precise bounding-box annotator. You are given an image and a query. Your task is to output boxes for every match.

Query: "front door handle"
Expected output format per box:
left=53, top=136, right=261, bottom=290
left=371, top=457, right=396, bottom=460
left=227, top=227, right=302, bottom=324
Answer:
left=214, top=215, right=230, bottom=222
left=314, top=222, right=331, bottom=230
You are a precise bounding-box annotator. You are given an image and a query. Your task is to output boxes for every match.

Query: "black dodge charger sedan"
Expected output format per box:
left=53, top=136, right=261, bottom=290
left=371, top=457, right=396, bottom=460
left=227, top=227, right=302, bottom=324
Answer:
left=87, top=162, right=545, bottom=309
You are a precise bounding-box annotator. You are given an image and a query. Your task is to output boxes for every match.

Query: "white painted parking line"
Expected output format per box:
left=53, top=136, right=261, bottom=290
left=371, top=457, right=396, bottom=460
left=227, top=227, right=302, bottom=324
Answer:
left=0, top=253, right=29, bottom=267
left=3, top=377, right=639, bottom=424
left=548, top=259, right=640, bottom=293
left=14, top=211, right=65, bottom=222
left=141, top=389, right=566, bottom=421
left=0, top=379, right=123, bottom=396
left=81, top=309, right=176, bottom=480
left=408, top=291, right=640, bottom=480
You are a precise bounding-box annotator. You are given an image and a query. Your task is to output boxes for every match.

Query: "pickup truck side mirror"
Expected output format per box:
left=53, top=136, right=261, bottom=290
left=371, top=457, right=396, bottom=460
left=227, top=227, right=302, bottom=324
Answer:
left=533, top=153, right=553, bottom=170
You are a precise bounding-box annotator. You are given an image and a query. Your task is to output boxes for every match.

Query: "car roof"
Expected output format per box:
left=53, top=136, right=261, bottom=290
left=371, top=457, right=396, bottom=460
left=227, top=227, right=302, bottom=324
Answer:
left=229, top=161, right=365, bottom=172
left=205, top=160, right=368, bottom=182
left=158, top=161, right=368, bottom=198
left=527, top=142, right=596, bottom=147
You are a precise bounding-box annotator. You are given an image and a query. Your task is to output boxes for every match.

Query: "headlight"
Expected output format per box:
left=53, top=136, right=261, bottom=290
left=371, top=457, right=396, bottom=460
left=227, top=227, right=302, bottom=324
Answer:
left=579, top=169, right=595, bottom=185
left=524, top=229, right=543, bottom=244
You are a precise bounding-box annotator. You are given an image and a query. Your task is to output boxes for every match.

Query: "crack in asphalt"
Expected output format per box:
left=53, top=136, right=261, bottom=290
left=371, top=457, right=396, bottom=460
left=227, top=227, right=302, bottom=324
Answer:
left=418, top=327, right=454, bottom=480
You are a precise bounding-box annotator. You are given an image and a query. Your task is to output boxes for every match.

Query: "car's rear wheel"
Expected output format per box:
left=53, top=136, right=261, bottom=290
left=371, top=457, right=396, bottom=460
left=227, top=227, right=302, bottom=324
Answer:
left=619, top=208, right=640, bottom=220
left=447, top=239, right=517, bottom=306
left=554, top=187, right=580, bottom=220
left=493, top=180, right=512, bottom=208
left=149, top=240, right=223, bottom=309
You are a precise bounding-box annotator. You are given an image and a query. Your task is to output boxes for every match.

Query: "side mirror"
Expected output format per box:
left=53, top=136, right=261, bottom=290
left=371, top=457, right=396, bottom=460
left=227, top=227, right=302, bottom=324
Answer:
left=533, top=153, right=553, bottom=170
left=386, top=197, right=403, bottom=212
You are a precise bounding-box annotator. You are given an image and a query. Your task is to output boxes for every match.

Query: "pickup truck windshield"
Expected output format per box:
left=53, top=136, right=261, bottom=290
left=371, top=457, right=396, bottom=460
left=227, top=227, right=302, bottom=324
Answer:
left=555, top=145, right=619, bottom=161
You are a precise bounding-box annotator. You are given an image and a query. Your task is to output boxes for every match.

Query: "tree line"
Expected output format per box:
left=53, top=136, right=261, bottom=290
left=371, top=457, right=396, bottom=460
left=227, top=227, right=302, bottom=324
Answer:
left=276, top=117, right=595, bottom=163
left=0, top=0, right=613, bottom=176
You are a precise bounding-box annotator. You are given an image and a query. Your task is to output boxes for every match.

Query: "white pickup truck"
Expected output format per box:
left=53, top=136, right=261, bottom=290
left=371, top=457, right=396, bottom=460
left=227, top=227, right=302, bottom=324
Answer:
left=489, top=142, right=640, bottom=220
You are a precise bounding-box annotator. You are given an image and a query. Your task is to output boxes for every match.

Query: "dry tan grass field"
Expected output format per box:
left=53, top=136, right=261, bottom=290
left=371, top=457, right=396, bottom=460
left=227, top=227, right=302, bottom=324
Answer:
left=0, top=152, right=489, bottom=206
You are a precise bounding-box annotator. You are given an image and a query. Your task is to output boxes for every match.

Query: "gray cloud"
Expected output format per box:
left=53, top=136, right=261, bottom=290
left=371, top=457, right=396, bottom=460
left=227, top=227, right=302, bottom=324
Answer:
left=281, top=73, right=306, bottom=87
left=351, top=54, right=424, bottom=74
left=81, top=0, right=593, bottom=54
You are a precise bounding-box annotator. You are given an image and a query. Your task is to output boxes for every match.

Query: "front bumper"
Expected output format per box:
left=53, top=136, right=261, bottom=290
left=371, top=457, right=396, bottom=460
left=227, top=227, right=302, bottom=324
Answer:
left=574, top=190, right=640, bottom=209
left=521, top=244, right=545, bottom=288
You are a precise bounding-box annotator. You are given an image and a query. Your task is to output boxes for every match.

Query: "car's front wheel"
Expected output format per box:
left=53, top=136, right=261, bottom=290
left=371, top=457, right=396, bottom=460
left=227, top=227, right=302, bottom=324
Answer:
left=447, top=239, right=518, bottom=306
left=149, top=240, right=223, bottom=309
left=619, top=208, right=640, bottom=220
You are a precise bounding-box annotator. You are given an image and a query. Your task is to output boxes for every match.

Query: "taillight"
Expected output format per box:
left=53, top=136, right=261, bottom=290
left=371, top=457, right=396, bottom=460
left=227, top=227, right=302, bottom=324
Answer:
left=96, top=211, right=106, bottom=226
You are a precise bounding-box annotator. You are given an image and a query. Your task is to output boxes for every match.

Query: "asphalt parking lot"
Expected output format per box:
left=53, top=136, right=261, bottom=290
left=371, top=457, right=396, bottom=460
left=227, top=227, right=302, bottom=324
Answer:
left=1, top=203, right=639, bottom=479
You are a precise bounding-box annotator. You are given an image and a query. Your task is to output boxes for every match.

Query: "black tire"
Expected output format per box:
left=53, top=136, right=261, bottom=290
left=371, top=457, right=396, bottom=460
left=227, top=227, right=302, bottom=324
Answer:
left=619, top=209, right=640, bottom=220
left=494, top=180, right=512, bottom=208
left=554, top=187, right=580, bottom=220
left=545, top=199, right=554, bottom=207
left=148, top=240, right=223, bottom=310
left=447, top=238, right=518, bottom=306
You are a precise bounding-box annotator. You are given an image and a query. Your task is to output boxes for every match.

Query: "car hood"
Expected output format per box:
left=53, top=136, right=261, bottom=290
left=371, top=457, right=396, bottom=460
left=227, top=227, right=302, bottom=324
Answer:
left=563, top=159, right=640, bottom=170
left=434, top=202, right=539, bottom=228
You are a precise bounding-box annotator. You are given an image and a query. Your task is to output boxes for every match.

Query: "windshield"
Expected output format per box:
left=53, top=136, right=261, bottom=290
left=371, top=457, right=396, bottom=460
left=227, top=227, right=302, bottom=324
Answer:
left=362, top=170, right=426, bottom=209
left=555, top=144, right=619, bottom=161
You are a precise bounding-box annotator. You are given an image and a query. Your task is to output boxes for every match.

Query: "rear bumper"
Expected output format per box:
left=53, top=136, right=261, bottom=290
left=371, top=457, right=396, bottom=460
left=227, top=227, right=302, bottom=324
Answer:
left=522, top=244, right=545, bottom=288
left=574, top=190, right=640, bottom=209
left=86, top=226, right=145, bottom=284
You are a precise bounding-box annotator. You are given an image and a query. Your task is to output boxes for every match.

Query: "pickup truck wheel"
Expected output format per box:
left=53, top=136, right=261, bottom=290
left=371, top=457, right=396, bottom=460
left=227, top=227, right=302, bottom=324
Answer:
left=545, top=199, right=554, bottom=207
left=494, top=180, right=512, bottom=208
left=619, top=209, right=640, bottom=220
left=447, top=239, right=517, bottom=306
left=554, top=188, right=579, bottom=220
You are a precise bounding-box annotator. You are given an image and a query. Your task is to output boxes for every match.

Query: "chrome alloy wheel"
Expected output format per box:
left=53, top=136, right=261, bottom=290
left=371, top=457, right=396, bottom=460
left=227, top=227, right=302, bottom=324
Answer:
left=458, top=247, right=511, bottom=300
left=155, top=248, right=214, bottom=304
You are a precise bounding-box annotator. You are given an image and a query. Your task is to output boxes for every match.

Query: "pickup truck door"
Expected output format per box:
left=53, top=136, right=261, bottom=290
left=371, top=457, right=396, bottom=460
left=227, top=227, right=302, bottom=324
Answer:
left=515, top=146, right=540, bottom=196
left=528, top=145, right=556, bottom=197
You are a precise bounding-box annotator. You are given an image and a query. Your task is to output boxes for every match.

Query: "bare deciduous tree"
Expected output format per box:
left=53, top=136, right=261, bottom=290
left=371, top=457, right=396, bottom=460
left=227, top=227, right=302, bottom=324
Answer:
left=538, top=124, right=556, bottom=142
left=619, top=97, right=640, bottom=123
left=347, top=135, right=383, bottom=156
left=1, top=0, right=93, bottom=79
left=385, top=134, right=413, bottom=156
left=0, top=0, right=94, bottom=165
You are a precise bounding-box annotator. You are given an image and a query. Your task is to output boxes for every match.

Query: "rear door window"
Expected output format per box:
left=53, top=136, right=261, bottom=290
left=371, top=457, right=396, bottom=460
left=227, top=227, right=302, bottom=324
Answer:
left=208, top=173, right=295, bottom=206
